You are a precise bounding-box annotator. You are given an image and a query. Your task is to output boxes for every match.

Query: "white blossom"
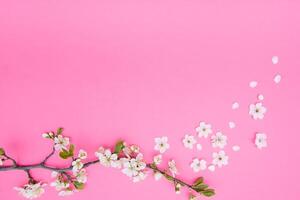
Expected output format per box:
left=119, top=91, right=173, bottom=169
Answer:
left=211, top=132, right=227, bottom=148
left=249, top=103, right=267, bottom=120
left=168, top=160, right=178, bottom=177
left=182, top=134, right=196, bottom=149
left=72, top=159, right=83, bottom=172
left=50, top=179, right=70, bottom=191
left=153, top=154, right=162, bottom=165
left=122, top=153, right=147, bottom=182
left=196, top=122, right=212, bottom=138
left=54, top=135, right=70, bottom=151
left=190, top=158, right=207, bottom=172
left=255, top=133, right=267, bottom=149
left=95, top=147, right=121, bottom=168
left=154, top=137, right=170, bottom=154
left=14, top=182, right=46, bottom=199
left=74, top=169, right=88, bottom=183
left=78, top=149, right=87, bottom=160
left=258, top=94, right=264, bottom=101
left=212, top=151, right=229, bottom=168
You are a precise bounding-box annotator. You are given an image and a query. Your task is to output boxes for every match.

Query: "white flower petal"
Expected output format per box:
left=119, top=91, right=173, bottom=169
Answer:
left=208, top=165, right=215, bottom=172
left=272, top=56, right=279, bottom=64
left=232, top=145, right=240, bottom=152
left=228, top=121, right=235, bottom=129
left=249, top=81, right=258, bottom=88
left=274, top=74, right=281, bottom=84
left=232, top=102, right=239, bottom=110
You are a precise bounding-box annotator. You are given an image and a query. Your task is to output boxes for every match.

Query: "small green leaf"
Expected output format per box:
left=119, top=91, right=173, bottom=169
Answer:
left=0, top=148, right=5, bottom=156
left=201, top=189, right=215, bottom=197
left=164, top=173, right=174, bottom=181
left=192, top=184, right=209, bottom=192
left=114, top=140, right=125, bottom=154
left=73, top=181, right=85, bottom=190
left=59, top=150, right=70, bottom=159
left=57, top=127, right=64, bottom=135
left=69, top=144, right=75, bottom=157
left=193, top=177, right=204, bottom=186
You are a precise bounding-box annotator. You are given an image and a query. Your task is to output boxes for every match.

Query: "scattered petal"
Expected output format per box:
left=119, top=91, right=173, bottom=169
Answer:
left=274, top=74, right=282, bottom=84
left=196, top=144, right=202, bottom=151
left=249, top=81, right=258, bottom=88
left=228, top=121, right=236, bottom=129
left=232, top=145, right=240, bottom=152
left=208, top=165, right=215, bottom=172
left=232, top=102, right=239, bottom=110
left=272, top=56, right=279, bottom=64
left=258, top=94, right=264, bottom=101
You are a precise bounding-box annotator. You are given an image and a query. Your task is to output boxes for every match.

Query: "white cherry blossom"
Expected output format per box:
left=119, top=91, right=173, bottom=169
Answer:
left=122, top=153, right=147, bottom=182
left=154, top=137, right=170, bottom=154
left=74, top=169, right=88, bottom=183
left=255, top=133, right=267, bottom=149
left=212, top=150, right=229, bottom=168
left=78, top=149, right=87, bottom=160
left=14, top=182, right=46, bottom=199
left=258, top=94, right=264, bottom=101
left=153, top=154, right=162, bottom=165
left=211, top=132, right=227, bottom=148
left=196, top=122, right=212, bottom=138
left=72, top=159, right=83, bottom=172
left=182, top=134, right=196, bottom=149
left=249, top=103, right=267, bottom=120
left=54, top=135, right=70, bottom=151
left=168, top=160, right=178, bottom=177
left=95, top=148, right=120, bottom=168
left=50, top=179, right=70, bottom=191
left=190, top=158, right=207, bottom=172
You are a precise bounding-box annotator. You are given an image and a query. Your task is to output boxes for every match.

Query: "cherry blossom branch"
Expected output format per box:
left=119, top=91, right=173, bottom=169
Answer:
left=0, top=128, right=215, bottom=200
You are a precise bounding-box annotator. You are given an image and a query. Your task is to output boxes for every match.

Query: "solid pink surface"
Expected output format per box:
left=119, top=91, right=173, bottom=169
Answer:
left=0, top=1, right=299, bottom=200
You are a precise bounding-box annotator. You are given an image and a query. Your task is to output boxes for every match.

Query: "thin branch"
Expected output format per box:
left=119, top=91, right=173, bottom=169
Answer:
left=41, top=147, right=55, bottom=165
left=4, top=153, right=18, bottom=166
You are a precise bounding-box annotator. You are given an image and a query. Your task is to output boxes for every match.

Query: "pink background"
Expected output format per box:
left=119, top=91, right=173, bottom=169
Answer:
left=0, top=1, right=299, bottom=200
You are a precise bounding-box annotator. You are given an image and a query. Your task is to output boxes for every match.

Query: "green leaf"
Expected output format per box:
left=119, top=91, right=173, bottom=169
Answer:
left=192, top=184, right=209, bottom=192
left=164, top=173, right=174, bottom=181
left=73, top=181, right=85, bottom=190
left=114, top=140, right=125, bottom=154
left=201, top=189, right=215, bottom=197
left=193, top=177, right=204, bottom=186
left=57, top=127, right=64, bottom=135
left=0, top=148, right=5, bottom=156
left=59, top=150, right=70, bottom=159
left=69, top=144, right=74, bottom=157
